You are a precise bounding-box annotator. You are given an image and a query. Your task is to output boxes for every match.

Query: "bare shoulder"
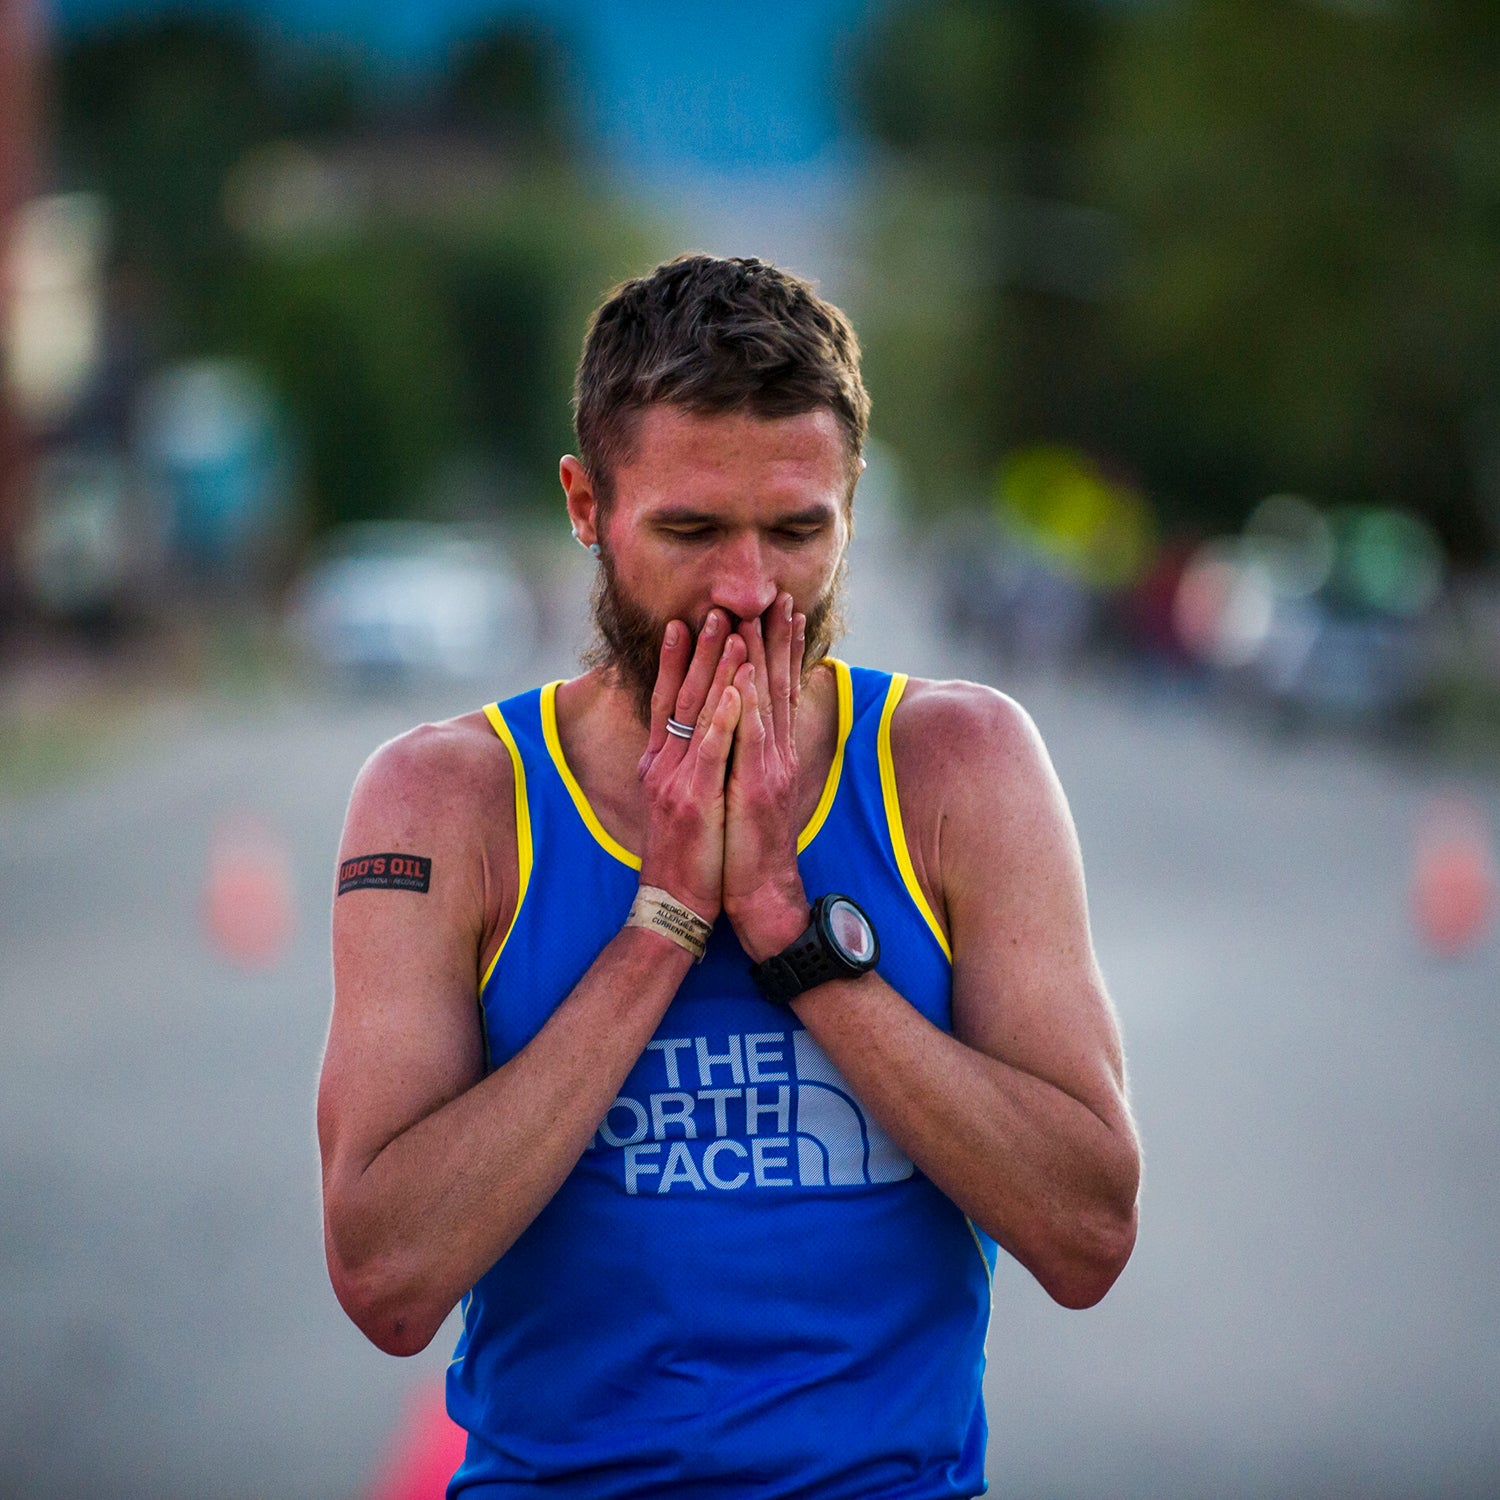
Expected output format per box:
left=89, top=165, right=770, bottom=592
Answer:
left=887, top=675, right=1089, bottom=963
left=338, top=708, right=518, bottom=960
left=348, top=709, right=513, bottom=828
left=889, top=675, right=1059, bottom=829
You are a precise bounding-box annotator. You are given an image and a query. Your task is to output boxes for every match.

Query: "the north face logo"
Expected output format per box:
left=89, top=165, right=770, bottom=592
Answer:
left=789, top=1031, right=913, bottom=1186
left=591, top=1029, right=915, bottom=1195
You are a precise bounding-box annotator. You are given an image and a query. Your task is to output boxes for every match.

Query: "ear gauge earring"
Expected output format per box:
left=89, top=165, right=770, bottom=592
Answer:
left=572, top=526, right=602, bottom=559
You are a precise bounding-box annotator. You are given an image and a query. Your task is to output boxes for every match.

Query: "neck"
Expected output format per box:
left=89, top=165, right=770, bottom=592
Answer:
left=568, top=665, right=653, bottom=758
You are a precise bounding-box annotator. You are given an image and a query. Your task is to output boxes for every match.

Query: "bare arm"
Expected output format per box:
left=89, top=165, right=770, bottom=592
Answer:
left=318, top=625, right=745, bottom=1356
left=317, top=723, right=694, bottom=1355
left=717, top=598, right=1138, bottom=1307
left=790, top=681, right=1140, bottom=1308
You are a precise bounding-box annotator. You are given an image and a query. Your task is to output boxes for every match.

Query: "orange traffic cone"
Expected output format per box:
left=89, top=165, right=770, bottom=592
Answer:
left=202, top=812, right=295, bottom=968
left=1410, top=795, right=1497, bottom=955
left=365, top=1384, right=467, bottom=1500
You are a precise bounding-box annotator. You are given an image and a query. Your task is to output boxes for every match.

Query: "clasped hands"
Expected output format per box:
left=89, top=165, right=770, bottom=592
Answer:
left=636, top=595, right=811, bottom=964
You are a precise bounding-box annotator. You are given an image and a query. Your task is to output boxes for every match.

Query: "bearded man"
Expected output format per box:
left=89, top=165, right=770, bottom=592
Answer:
left=318, top=253, right=1140, bottom=1499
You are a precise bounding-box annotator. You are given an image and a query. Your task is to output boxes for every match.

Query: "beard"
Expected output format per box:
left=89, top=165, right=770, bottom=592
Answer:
left=585, top=550, right=848, bottom=727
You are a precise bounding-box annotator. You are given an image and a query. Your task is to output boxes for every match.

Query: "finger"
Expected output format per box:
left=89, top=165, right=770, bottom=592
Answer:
left=675, top=609, right=730, bottom=731
left=740, top=614, right=773, bottom=738
left=765, top=592, right=793, bottom=747
left=732, top=660, right=767, bottom=767
left=687, top=630, right=745, bottom=743
left=641, top=620, right=691, bottom=777
left=654, top=613, right=732, bottom=776
left=790, top=612, right=807, bottom=714
left=691, top=683, right=741, bottom=796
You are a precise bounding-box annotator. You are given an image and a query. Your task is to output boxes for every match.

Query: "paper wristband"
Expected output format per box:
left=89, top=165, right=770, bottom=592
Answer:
left=626, top=885, right=713, bottom=960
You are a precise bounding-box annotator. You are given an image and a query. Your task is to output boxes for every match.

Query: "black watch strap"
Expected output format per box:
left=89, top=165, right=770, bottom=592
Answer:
left=752, top=925, right=850, bottom=1006
left=750, top=894, right=879, bottom=1006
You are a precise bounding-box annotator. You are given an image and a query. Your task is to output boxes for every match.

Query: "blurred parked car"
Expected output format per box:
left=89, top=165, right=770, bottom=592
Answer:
left=286, top=521, right=537, bottom=685
left=1173, top=499, right=1446, bottom=729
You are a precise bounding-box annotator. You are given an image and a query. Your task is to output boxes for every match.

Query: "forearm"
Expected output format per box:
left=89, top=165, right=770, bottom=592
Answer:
left=792, top=973, right=1139, bottom=1307
left=325, top=925, right=693, bottom=1353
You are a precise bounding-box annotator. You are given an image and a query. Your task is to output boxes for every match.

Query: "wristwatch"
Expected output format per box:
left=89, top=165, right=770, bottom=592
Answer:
left=750, top=894, right=880, bottom=1006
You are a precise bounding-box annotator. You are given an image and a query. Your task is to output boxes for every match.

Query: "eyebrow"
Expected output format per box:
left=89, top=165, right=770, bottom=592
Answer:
left=648, top=502, right=837, bottom=526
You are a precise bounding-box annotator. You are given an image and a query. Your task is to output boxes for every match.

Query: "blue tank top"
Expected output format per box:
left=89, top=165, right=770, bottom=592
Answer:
left=447, top=661, right=997, bottom=1499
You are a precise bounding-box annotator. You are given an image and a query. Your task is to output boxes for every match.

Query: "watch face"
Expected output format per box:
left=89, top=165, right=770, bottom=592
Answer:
left=827, top=897, right=876, bottom=965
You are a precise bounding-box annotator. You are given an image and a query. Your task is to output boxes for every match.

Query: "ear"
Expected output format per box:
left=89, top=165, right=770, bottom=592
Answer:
left=560, top=456, right=599, bottom=548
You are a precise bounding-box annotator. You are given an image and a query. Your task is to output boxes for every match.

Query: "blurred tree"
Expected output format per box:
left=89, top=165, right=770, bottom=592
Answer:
left=219, top=176, right=655, bottom=532
left=225, top=235, right=460, bottom=535
left=269, top=47, right=369, bottom=138
left=1100, top=0, right=1500, bottom=560
left=51, top=17, right=276, bottom=325
left=849, top=0, right=1500, bottom=561
left=854, top=0, right=1023, bottom=163
left=439, top=180, right=647, bottom=500
left=848, top=0, right=1124, bottom=511
left=49, top=14, right=657, bottom=538
left=442, top=18, right=578, bottom=157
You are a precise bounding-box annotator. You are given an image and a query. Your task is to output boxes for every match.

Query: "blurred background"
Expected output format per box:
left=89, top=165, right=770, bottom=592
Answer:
left=2, top=1, right=1498, bottom=1497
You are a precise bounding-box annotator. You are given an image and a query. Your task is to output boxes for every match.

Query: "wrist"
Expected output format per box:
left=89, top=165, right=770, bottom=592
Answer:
left=627, top=884, right=714, bottom=961
left=749, top=893, right=881, bottom=1006
left=728, top=883, right=811, bottom=964
left=615, top=920, right=699, bottom=976
left=636, top=863, right=719, bottom=928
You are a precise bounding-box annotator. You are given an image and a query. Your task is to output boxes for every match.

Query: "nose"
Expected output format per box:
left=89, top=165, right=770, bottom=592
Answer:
left=710, top=532, right=778, bottom=627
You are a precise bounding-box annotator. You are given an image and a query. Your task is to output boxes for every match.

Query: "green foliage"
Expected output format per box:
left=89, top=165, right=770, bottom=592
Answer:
left=849, top=0, right=1500, bottom=559
left=849, top=0, right=1122, bottom=513
left=1101, top=0, right=1500, bottom=556
left=223, top=235, right=461, bottom=533
left=52, top=15, right=657, bottom=537
left=215, top=176, right=656, bottom=531
left=854, top=172, right=1005, bottom=503
left=850, top=0, right=1021, bottom=173
left=52, top=16, right=276, bottom=315
left=443, top=18, right=579, bottom=154
left=435, top=178, right=660, bottom=496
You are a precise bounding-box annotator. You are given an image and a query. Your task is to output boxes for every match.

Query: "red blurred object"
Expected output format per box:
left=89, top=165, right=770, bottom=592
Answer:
left=1410, top=796, right=1497, bottom=955
left=202, top=813, right=294, bottom=968
left=0, top=0, right=44, bottom=586
left=365, top=1385, right=467, bottom=1500
left=1119, top=536, right=1197, bottom=660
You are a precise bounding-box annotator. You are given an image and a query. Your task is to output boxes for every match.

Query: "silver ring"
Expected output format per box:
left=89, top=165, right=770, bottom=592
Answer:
left=665, top=717, right=694, bottom=740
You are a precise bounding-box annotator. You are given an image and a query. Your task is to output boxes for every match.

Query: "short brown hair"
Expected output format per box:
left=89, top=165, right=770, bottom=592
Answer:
left=573, top=253, right=870, bottom=502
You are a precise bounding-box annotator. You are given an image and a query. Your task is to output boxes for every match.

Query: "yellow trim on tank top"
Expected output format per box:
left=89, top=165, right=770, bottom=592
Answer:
left=966, top=1217, right=996, bottom=1285
left=877, top=675, right=953, bottom=962
left=879, top=679, right=972, bottom=1272
left=795, top=657, right=852, bottom=853
left=541, top=679, right=641, bottom=869
left=538, top=660, right=854, bottom=869
left=479, top=701, right=535, bottom=993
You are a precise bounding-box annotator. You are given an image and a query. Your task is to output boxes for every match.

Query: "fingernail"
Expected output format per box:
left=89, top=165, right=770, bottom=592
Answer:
left=783, top=594, right=793, bottom=621
left=705, top=612, right=720, bottom=636
left=664, top=622, right=680, bottom=648
left=795, top=614, right=805, bottom=636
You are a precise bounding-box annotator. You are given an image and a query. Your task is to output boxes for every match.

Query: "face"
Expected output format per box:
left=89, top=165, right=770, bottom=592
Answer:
left=565, top=405, right=854, bottom=723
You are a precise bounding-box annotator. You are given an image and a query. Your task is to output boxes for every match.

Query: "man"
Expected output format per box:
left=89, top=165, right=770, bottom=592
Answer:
left=319, top=253, right=1139, bottom=1499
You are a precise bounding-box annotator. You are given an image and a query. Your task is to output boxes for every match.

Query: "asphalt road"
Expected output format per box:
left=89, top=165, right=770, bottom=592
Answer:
left=2, top=540, right=1497, bottom=1499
